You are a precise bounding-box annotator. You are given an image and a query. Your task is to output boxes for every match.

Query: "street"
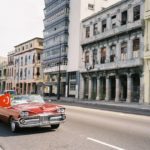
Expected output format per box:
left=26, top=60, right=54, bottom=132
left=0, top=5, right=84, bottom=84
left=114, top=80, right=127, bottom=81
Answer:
left=0, top=105, right=150, bottom=150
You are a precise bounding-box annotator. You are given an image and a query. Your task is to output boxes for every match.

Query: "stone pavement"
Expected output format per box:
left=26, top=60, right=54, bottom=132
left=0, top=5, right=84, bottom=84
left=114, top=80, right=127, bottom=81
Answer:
left=47, top=96, right=150, bottom=116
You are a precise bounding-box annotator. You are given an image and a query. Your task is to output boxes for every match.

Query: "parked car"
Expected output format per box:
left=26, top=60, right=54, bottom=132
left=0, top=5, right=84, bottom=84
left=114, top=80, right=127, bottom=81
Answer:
left=0, top=95, right=66, bottom=132
left=3, top=90, right=16, bottom=97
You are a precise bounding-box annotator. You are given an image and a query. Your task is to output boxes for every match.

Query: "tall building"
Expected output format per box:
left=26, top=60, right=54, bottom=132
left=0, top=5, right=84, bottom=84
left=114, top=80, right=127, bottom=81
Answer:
left=43, top=0, right=120, bottom=98
left=13, top=37, right=43, bottom=94
left=80, top=0, right=144, bottom=103
left=144, top=0, right=150, bottom=104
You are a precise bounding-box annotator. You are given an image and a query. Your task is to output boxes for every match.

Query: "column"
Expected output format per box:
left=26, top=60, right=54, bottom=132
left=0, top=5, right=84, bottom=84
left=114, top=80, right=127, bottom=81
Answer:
left=127, top=39, right=133, bottom=60
left=97, top=47, right=100, bottom=65
left=30, top=83, right=33, bottom=94
left=89, top=50, right=93, bottom=66
left=107, top=15, right=111, bottom=30
left=126, top=74, right=132, bottom=103
left=105, top=76, right=110, bottom=101
left=128, top=4, right=133, bottom=23
left=115, top=75, right=120, bottom=102
left=65, top=72, right=69, bottom=97
left=79, top=75, right=85, bottom=99
left=90, top=24, right=93, bottom=38
left=116, top=42, right=121, bottom=62
left=139, top=73, right=144, bottom=104
left=22, top=83, right=24, bottom=94
left=106, top=45, right=110, bottom=63
left=26, top=83, right=28, bottom=94
left=88, top=76, right=92, bottom=99
left=98, top=21, right=102, bottom=33
left=140, top=35, right=144, bottom=58
left=117, top=9, right=121, bottom=27
left=96, top=76, right=100, bottom=100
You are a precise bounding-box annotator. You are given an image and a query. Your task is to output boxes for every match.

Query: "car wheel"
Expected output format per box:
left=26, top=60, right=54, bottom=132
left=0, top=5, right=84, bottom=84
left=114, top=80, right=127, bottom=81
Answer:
left=51, top=124, right=60, bottom=130
left=10, top=118, right=18, bottom=132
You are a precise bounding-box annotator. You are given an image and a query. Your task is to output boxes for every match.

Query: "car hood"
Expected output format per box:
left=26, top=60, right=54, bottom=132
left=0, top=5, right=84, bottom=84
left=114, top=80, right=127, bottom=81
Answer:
left=11, top=102, right=61, bottom=114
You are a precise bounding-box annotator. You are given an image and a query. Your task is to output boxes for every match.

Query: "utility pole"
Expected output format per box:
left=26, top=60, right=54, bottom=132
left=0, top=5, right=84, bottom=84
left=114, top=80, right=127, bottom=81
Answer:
left=57, top=37, right=61, bottom=100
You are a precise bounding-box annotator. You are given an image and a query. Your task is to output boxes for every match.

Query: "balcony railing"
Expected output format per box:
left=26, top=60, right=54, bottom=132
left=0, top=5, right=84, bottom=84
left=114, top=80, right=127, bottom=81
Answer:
left=81, top=57, right=143, bottom=72
left=81, top=20, right=143, bottom=45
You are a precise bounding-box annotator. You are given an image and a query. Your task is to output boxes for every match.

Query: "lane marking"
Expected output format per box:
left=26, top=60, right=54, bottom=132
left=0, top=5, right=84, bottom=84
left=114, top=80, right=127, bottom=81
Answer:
left=87, top=137, right=125, bottom=150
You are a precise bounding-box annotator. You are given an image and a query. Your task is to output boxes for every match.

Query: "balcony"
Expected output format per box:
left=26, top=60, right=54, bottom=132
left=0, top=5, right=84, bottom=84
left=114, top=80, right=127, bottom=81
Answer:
left=81, top=58, right=143, bottom=72
left=45, top=0, right=69, bottom=17
left=81, top=20, right=143, bottom=45
left=44, top=64, right=67, bottom=73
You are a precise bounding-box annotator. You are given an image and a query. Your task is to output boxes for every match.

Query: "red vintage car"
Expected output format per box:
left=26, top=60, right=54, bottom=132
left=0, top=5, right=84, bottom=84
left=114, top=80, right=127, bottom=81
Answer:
left=0, top=95, right=66, bottom=132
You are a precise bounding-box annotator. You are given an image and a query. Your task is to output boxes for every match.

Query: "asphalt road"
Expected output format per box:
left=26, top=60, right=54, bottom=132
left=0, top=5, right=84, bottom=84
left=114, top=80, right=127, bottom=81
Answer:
left=0, top=105, right=150, bottom=150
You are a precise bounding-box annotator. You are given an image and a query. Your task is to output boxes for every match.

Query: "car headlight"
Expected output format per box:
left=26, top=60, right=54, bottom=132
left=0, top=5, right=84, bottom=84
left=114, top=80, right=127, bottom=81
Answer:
left=57, top=108, right=65, bottom=113
left=20, top=111, right=29, bottom=117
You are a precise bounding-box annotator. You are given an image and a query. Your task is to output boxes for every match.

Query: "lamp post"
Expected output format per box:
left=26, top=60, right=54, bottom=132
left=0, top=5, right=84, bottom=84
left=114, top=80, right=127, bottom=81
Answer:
left=57, top=37, right=61, bottom=100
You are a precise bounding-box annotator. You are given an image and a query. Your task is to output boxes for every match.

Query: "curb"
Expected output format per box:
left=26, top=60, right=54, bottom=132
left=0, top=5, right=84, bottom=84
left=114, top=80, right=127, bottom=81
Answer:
left=50, top=98, right=150, bottom=116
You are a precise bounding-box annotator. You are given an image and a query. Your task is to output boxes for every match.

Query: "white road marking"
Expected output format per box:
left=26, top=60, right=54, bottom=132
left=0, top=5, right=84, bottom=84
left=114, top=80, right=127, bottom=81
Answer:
left=87, top=137, right=125, bottom=150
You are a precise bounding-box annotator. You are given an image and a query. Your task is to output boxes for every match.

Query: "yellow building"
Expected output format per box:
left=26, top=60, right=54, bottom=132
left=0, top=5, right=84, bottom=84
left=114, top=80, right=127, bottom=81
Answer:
left=144, top=0, right=150, bottom=104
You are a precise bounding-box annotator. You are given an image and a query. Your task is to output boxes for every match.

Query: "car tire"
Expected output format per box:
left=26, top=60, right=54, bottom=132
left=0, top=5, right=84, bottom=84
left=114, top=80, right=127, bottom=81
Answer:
left=10, top=118, right=19, bottom=133
left=50, top=124, right=60, bottom=130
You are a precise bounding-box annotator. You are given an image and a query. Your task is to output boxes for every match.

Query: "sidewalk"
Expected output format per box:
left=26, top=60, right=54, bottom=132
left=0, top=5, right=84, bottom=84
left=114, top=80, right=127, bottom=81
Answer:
left=48, top=97, right=150, bottom=116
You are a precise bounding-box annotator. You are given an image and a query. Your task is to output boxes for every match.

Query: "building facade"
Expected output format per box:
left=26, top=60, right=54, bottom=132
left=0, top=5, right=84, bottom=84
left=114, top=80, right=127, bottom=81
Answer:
left=13, top=38, right=43, bottom=94
left=80, top=0, right=144, bottom=103
left=144, top=0, right=150, bottom=104
left=43, top=0, right=120, bottom=98
left=0, top=57, right=7, bottom=93
left=6, top=51, right=15, bottom=91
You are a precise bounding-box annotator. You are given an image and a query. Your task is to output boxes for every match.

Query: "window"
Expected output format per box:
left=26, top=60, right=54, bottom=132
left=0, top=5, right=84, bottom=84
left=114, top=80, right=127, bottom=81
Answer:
left=111, top=15, right=117, bottom=29
left=69, top=72, right=76, bottom=80
left=39, top=41, right=43, bottom=46
left=70, top=83, right=76, bottom=91
left=102, top=20, right=107, bottom=32
left=121, top=11, right=127, bottom=25
left=37, top=53, right=41, bottom=61
left=101, top=48, right=106, bottom=64
left=110, top=45, right=116, bottom=62
left=93, top=49, right=97, bottom=65
left=121, top=42, right=127, bottom=60
left=88, top=4, right=94, bottom=10
left=133, top=38, right=140, bottom=58
left=133, top=5, right=140, bottom=21
left=133, top=38, right=140, bottom=51
left=93, top=23, right=98, bottom=35
left=86, top=26, right=90, bottom=38
left=85, top=51, right=89, bottom=63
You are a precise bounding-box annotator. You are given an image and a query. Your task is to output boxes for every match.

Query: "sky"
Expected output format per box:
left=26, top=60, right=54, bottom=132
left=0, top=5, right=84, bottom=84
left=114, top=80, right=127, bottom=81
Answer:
left=0, top=0, right=44, bottom=57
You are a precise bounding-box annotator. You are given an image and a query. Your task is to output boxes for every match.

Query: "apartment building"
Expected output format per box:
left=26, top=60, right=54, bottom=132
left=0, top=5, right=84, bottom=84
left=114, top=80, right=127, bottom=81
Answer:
left=14, top=37, right=43, bottom=94
left=144, top=0, right=150, bottom=104
left=43, top=0, right=120, bottom=98
left=80, top=0, right=144, bottom=103
left=0, top=57, right=7, bottom=93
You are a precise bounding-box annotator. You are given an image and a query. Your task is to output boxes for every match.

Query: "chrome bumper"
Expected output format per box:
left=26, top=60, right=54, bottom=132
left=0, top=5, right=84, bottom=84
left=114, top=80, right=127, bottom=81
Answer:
left=15, top=114, right=66, bottom=128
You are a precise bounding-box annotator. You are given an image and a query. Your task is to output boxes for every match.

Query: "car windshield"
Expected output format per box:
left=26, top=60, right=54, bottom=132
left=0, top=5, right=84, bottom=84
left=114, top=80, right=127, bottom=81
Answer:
left=11, top=95, right=45, bottom=106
